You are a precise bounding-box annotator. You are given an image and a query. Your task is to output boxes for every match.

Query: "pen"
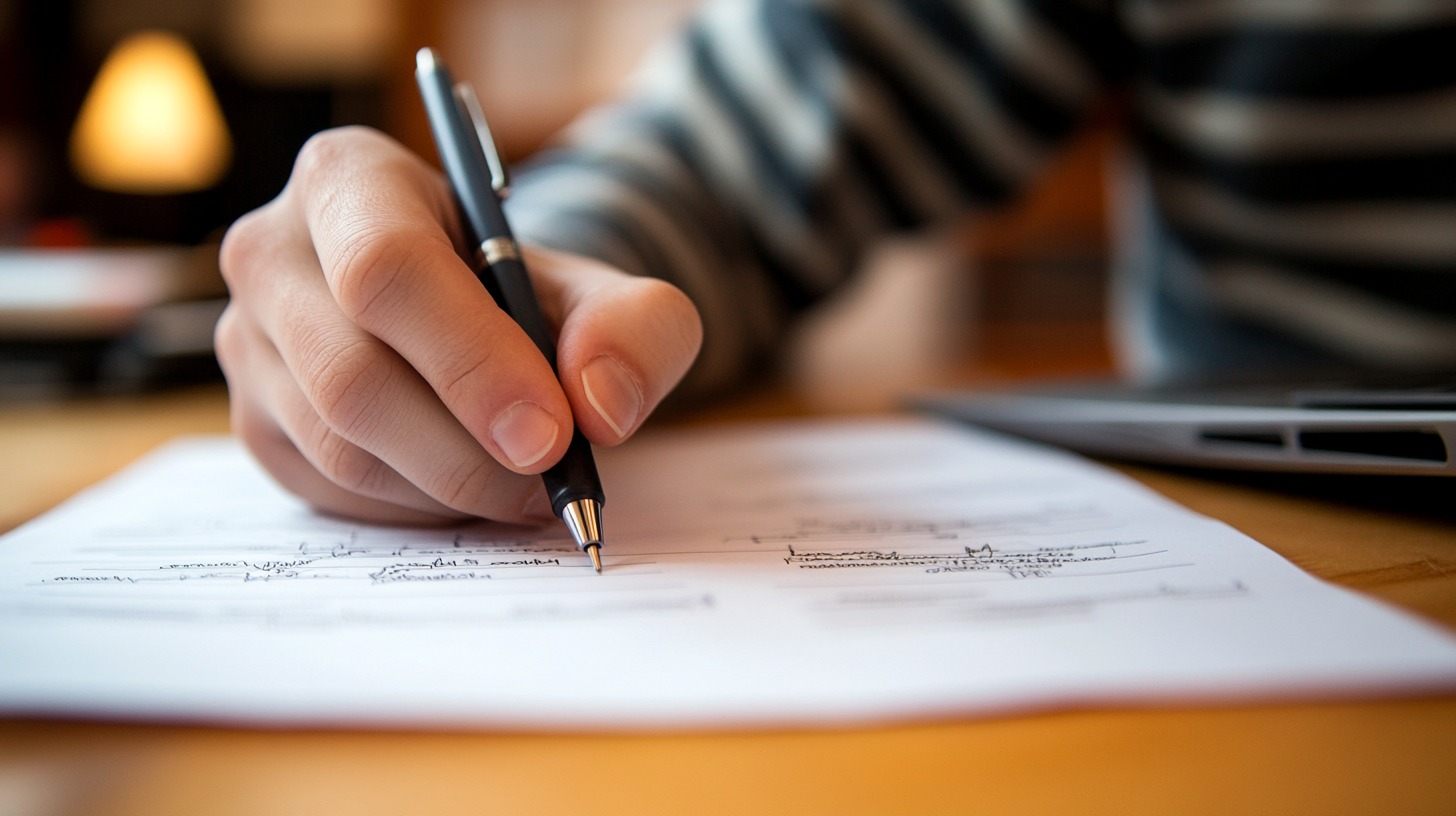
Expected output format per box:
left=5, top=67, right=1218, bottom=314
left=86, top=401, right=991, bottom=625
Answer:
left=415, top=47, right=606, bottom=573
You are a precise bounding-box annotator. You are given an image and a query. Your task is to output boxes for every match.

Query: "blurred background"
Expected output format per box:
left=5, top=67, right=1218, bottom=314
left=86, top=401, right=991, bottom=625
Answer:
left=0, top=0, right=1112, bottom=405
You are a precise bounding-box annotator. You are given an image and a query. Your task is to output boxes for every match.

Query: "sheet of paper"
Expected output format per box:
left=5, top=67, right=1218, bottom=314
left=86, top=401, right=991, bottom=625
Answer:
left=2, top=419, right=1454, bottom=729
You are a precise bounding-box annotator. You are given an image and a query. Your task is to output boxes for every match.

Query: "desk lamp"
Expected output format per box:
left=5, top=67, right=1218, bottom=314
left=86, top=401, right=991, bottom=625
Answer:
left=69, top=30, right=232, bottom=195
left=0, top=31, right=234, bottom=397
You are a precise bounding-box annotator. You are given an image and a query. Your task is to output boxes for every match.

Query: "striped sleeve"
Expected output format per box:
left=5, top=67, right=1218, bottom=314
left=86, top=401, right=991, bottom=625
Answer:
left=506, top=0, right=1125, bottom=394
left=1124, top=0, right=1456, bottom=372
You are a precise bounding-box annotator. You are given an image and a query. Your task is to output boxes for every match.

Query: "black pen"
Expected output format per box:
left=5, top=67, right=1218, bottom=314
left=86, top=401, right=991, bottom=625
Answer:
left=415, top=47, right=606, bottom=572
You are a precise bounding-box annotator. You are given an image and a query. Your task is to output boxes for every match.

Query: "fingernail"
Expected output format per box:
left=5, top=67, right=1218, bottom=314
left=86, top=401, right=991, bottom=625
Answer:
left=490, top=401, right=559, bottom=468
left=581, top=355, right=643, bottom=439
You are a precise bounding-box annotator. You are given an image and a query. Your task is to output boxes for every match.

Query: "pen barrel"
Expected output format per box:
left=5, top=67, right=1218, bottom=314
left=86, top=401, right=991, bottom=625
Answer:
left=543, top=430, right=604, bottom=516
left=483, top=255, right=604, bottom=517
left=482, top=256, right=558, bottom=366
left=416, top=54, right=513, bottom=244
left=416, top=48, right=607, bottom=532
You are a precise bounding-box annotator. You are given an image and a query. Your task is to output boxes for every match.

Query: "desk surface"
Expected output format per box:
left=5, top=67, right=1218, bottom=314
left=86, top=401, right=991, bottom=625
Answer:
left=2, top=380, right=1454, bottom=816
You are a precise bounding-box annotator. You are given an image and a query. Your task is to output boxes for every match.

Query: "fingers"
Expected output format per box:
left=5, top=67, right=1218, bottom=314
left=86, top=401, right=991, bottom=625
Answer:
left=217, top=129, right=553, bottom=522
left=216, top=126, right=702, bottom=526
left=288, top=128, right=576, bottom=474
left=215, top=301, right=549, bottom=526
left=530, top=247, right=704, bottom=445
left=217, top=303, right=458, bottom=523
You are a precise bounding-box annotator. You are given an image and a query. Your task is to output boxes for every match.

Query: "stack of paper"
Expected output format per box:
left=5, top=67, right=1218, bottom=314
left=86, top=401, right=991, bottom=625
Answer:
left=1, top=419, right=1453, bottom=729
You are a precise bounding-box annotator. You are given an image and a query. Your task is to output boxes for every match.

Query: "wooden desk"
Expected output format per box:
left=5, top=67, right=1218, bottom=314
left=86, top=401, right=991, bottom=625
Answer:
left=2, top=382, right=1454, bottom=816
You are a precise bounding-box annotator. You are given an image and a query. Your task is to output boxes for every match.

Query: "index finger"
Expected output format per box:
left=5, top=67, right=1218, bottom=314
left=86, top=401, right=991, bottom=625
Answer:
left=292, top=127, right=574, bottom=473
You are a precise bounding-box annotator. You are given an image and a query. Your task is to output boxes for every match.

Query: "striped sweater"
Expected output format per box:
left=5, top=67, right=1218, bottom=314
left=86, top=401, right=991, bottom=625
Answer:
left=505, top=0, right=1456, bottom=391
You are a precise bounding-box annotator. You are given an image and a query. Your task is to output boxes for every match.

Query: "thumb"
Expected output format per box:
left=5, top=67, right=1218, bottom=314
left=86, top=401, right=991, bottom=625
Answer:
left=528, top=247, right=703, bottom=445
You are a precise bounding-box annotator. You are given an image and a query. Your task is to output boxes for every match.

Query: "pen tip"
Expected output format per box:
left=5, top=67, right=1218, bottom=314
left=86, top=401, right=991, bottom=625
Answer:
left=561, top=497, right=604, bottom=566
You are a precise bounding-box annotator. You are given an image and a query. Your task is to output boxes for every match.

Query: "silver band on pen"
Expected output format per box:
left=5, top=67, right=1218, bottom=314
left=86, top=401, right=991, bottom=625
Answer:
left=479, top=236, right=521, bottom=266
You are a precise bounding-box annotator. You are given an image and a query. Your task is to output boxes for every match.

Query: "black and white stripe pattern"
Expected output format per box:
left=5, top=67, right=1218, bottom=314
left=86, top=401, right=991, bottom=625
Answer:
left=508, top=0, right=1456, bottom=390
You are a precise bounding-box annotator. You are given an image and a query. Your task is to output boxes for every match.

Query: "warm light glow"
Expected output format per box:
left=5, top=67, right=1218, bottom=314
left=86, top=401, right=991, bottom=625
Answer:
left=228, top=0, right=398, bottom=82
left=69, top=31, right=232, bottom=194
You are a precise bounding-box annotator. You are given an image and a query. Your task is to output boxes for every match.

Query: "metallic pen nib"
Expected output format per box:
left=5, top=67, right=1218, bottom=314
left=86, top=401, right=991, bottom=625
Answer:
left=560, top=498, right=604, bottom=572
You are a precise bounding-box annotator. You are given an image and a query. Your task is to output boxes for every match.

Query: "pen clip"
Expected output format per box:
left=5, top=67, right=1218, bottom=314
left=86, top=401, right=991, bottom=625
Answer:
left=453, top=82, right=511, bottom=199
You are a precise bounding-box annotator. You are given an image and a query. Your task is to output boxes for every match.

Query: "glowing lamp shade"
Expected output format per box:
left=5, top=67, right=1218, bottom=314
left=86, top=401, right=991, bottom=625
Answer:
left=70, top=31, right=233, bottom=195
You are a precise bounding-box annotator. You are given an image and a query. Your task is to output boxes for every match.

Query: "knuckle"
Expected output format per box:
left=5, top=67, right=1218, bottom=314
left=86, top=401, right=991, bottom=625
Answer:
left=328, top=224, right=423, bottom=327
left=433, top=331, right=501, bottom=405
left=428, top=457, right=532, bottom=520
left=299, top=334, right=388, bottom=441
left=311, top=430, right=390, bottom=496
left=428, top=457, right=495, bottom=513
left=217, top=207, right=270, bottom=292
left=292, top=126, right=370, bottom=187
left=212, top=306, right=243, bottom=372
left=228, top=392, right=274, bottom=452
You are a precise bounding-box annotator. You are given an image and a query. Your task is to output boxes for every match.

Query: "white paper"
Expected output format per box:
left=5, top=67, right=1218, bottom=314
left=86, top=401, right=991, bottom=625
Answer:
left=2, top=419, right=1454, bottom=729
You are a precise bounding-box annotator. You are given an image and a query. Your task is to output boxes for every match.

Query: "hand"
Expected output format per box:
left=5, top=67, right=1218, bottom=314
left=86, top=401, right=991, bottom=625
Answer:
left=215, top=126, right=702, bottom=525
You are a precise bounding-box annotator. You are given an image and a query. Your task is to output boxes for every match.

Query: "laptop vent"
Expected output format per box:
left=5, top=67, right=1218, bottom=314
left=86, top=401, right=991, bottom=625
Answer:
left=1297, top=429, right=1448, bottom=463
left=1198, top=430, right=1284, bottom=449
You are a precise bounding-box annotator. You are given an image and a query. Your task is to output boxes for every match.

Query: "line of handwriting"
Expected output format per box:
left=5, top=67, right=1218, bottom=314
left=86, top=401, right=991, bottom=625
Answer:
left=41, top=551, right=584, bottom=586
left=785, top=540, right=1161, bottom=578
left=740, top=508, right=1116, bottom=545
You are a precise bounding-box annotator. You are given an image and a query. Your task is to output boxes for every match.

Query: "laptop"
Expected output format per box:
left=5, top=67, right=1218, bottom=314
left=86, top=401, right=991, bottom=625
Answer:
left=915, top=374, right=1456, bottom=477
